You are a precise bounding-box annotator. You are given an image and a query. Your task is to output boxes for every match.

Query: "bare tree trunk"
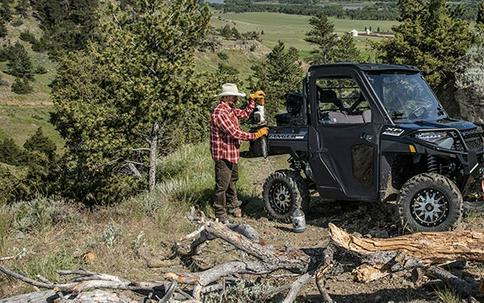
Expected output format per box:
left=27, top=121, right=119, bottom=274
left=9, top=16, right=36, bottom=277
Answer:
left=149, top=122, right=159, bottom=192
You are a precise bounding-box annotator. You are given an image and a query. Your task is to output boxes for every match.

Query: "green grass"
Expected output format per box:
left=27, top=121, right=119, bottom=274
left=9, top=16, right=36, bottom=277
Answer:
left=195, top=49, right=262, bottom=86
left=0, top=16, right=57, bottom=105
left=0, top=104, right=63, bottom=148
left=211, top=12, right=398, bottom=54
left=0, top=16, right=60, bottom=148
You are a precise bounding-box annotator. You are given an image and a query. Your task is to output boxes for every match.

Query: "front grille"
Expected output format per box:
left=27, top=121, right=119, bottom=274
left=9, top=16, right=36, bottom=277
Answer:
left=461, top=128, right=484, bottom=152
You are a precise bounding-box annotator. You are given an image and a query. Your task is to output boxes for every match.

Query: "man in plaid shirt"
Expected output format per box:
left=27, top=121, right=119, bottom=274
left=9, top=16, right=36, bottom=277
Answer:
left=211, top=83, right=268, bottom=223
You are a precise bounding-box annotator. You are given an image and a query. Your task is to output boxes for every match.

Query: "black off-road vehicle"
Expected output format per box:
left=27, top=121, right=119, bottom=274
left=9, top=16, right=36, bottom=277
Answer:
left=253, top=64, right=484, bottom=232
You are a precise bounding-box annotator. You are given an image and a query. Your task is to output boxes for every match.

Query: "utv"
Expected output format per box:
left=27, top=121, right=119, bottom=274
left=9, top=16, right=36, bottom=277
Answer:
left=253, top=64, right=484, bottom=232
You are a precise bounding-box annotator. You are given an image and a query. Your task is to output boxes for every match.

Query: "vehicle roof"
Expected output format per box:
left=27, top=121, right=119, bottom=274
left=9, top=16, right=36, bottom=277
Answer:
left=308, top=63, right=420, bottom=73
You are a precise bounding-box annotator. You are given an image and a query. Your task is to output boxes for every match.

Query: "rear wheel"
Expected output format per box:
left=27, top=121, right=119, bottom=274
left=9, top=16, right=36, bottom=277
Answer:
left=398, top=173, right=463, bottom=232
left=263, top=170, right=309, bottom=222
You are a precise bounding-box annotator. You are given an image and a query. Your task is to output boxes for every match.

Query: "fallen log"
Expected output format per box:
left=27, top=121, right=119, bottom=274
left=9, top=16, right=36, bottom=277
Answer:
left=328, top=223, right=483, bottom=297
left=328, top=223, right=484, bottom=263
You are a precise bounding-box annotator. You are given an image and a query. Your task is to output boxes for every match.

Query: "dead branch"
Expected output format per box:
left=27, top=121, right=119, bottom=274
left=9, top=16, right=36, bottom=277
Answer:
left=0, top=289, right=137, bottom=303
left=281, top=272, right=312, bottom=303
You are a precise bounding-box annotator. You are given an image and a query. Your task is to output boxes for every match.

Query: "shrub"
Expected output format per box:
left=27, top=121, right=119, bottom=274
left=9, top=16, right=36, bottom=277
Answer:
left=35, top=65, right=47, bottom=74
left=101, top=222, right=122, bottom=248
left=0, top=165, right=27, bottom=205
left=6, top=43, right=34, bottom=80
left=19, top=31, right=37, bottom=44
left=0, top=21, right=7, bottom=39
left=0, top=46, right=10, bottom=62
left=16, top=250, right=80, bottom=282
left=0, top=137, right=28, bottom=165
left=11, top=18, right=23, bottom=27
left=0, top=208, right=11, bottom=253
left=217, top=51, right=229, bottom=60
left=10, top=196, right=74, bottom=233
left=24, top=127, right=56, bottom=159
left=11, top=77, right=33, bottom=94
left=0, top=73, right=7, bottom=86
left=32, top=36, right=48, bottom=52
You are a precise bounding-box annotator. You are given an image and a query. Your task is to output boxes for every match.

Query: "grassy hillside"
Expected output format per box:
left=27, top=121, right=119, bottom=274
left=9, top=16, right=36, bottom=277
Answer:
left=0, top=15, right=60, bottom=147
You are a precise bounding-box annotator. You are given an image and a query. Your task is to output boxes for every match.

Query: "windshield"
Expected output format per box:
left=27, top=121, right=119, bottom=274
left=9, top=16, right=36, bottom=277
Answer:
left=366, top=72, right=447, bottom=122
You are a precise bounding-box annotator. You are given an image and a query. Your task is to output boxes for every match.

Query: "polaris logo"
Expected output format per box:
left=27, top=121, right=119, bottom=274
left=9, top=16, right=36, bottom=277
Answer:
left=269, top=133, right=306, bottom=140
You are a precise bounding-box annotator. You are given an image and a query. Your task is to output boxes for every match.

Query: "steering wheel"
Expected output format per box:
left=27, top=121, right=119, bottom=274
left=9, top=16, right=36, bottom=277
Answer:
left=407, top=101, right=430, bottom=120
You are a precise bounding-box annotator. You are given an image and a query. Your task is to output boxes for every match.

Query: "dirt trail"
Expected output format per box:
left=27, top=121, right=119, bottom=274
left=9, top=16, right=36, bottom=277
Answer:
left=219, top=156, right=484, bottom=302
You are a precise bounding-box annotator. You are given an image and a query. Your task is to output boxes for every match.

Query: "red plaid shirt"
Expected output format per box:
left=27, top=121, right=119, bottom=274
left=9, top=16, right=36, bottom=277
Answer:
left=210, top=100, right=256, bottom=164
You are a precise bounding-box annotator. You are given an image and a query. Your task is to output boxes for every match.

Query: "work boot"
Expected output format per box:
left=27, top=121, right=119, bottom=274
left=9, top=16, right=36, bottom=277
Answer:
left=230, top=207, right=242, bottom=218
left=217, top=215, right=230, bottom=224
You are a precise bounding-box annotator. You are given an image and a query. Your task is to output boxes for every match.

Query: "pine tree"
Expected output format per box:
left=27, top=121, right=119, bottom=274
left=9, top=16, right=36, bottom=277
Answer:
left=333, top=33, right=361, bottom=62
left=397, top=0, right=427, bottom=21
left=305, top=13, right=338, bottom=64
left=0, top=137, right=27, bottom=165
left=11, top=77, right=33, bottom=94
left=250, top=41, right=303, bottom=121
left=15, top=0, right=30, bottom=18
left=477, top=0, right=484, bottom=26
left=0, top=21, right=7, bottom=39
left=6, top=43, right=34, bottom=80
left=0, top=0, right=13, bottom=23
left=24, top=127, right=56, bottom=159
left=51, top=0, right=212, bottom=203
left=31, top=0, right=99, bottom=55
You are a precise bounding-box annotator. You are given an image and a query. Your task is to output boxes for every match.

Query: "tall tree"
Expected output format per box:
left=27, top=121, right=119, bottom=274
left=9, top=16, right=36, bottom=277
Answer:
left=478, top=0, right=484, bottom=26
left=31, top=0, right=99, bottom=55
left=305, top=13, right=338, bottom=64
left=250, top=41, right=303, bottom=121
left=24, top=127, right=56, bottom=160
left=333, top=33, right=361, bottom=62
left=51, top=0, right=212, bottom=203
left=375, top=0, right=473, bottom=115
left=6, top=43, right=34, bottom=80
left=397, top=0, right=428, bottom=21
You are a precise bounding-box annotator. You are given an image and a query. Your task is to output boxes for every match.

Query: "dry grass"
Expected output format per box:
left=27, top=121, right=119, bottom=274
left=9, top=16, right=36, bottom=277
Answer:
left=0, top=143, right=260, bottom=298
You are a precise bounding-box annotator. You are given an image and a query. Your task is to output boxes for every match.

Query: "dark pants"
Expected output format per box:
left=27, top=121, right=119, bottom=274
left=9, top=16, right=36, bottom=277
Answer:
left=214, top=159, right=239, bottom=219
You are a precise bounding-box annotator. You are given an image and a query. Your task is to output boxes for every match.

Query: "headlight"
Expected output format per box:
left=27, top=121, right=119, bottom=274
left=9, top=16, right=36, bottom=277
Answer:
left=415, top=131, right=447, bottom=142
left=414, top=131, right=457, bottom=149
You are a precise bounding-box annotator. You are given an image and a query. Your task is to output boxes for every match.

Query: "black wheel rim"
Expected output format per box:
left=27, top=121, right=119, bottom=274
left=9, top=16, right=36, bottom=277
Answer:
left=268, top=182, right=292, bottom=215
left=410, top=188, right=449, bottom=227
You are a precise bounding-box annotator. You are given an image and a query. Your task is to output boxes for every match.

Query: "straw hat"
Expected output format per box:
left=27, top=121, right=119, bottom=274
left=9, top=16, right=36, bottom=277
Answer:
left=217, top=83, right=246, bottom=98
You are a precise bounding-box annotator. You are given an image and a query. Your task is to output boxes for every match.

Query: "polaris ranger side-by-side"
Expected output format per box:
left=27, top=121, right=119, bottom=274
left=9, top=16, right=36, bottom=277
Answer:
left=251, top=64, right=484, bottom=232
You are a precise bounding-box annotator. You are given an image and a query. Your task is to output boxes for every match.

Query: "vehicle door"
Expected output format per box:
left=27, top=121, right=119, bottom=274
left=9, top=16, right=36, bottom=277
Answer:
left=307, top=67, right=384, bottom=201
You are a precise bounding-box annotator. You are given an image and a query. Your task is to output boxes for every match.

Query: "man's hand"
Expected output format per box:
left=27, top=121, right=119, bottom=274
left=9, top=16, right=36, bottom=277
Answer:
left=250, top=90, right=266, bottom=105
left=254, top=127, right=269, bottom=139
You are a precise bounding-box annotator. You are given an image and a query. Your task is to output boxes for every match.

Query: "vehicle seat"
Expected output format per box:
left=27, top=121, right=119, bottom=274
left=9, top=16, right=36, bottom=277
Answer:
left=323, top=112, right=364, bottom=124
left=362, top=110, right=372, bottom=123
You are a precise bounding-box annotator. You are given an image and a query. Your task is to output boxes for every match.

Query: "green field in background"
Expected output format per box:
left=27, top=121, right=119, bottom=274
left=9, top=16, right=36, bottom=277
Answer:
left=211, top=12, right=398, bottom=55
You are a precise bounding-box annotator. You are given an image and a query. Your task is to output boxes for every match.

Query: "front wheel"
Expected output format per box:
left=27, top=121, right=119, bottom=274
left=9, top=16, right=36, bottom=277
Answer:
left=263, top=170, right=309, bottom=222
left=398, top=173, right=463, bottom=232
